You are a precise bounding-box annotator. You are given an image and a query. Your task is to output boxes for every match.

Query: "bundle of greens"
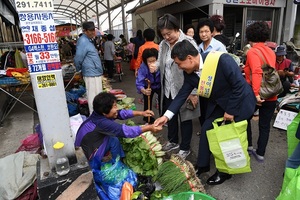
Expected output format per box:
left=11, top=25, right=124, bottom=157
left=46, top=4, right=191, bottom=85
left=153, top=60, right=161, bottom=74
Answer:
left=120, top=131, right=165, bottom=177
left=154, top=154, right=205, bottom=195
left=117, top=97, right=136, bottom=110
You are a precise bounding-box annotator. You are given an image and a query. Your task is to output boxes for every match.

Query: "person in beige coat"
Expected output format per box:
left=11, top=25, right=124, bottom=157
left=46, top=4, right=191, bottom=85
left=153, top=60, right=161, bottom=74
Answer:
left=154, top=14, right=200, bottom=159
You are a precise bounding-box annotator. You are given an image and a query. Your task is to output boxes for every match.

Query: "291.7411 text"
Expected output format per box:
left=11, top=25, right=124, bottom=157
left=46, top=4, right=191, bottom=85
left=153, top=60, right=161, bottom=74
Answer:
left=16, top=1, right=53, bottom=9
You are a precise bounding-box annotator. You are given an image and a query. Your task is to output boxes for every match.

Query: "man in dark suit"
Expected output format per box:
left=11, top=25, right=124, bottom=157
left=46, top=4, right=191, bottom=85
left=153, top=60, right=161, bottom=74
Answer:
left=154, top=40, right=256, bottom=185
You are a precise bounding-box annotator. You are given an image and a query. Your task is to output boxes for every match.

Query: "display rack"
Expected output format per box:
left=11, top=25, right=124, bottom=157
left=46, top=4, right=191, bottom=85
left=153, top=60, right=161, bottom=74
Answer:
left=0, top=42, right=24, bottom=48
left=0, top=42, right=24, bottom=55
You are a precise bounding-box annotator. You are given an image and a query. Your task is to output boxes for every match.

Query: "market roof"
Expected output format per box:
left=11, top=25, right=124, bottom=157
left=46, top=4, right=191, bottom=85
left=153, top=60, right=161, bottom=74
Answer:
left=128, top=0, right=181, bottom=14
left=53, top=0, right=136, bottom=23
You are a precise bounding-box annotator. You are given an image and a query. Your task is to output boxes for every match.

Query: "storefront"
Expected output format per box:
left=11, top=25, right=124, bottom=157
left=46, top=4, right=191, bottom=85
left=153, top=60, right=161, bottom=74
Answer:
left=131, top=0, right=292, bottom=47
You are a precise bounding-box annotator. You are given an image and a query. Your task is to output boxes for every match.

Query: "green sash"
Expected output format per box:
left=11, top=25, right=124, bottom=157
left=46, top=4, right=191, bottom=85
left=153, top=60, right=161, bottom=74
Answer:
left=197, top=51, right=224, bottom=98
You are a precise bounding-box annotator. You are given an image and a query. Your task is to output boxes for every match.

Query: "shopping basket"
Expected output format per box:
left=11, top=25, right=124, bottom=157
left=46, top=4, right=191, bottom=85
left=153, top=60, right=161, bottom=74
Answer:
left=163, top=191, right=216, bottom=200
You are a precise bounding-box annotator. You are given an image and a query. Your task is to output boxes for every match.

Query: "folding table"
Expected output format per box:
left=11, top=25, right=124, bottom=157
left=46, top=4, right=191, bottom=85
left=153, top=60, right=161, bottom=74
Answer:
left=0, top=80, right=37, bottom=126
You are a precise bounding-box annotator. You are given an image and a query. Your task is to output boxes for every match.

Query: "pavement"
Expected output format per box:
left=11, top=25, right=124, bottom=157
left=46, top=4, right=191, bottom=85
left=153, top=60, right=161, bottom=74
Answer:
left=0, top=61, right=288, bottom=200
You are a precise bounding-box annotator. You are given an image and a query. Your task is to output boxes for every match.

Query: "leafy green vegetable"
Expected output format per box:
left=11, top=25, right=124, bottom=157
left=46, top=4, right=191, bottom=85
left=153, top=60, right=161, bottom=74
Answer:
left=150, top=190, right=169, bottom=200
left=126, top=119, right=136, bottom=126
left=121, top=136, right=159, bottom=177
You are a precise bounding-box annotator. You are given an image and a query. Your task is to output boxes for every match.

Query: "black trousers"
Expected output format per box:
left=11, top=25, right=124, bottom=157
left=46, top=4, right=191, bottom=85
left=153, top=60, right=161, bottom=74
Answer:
left=105, top=60, right=114, bottom=78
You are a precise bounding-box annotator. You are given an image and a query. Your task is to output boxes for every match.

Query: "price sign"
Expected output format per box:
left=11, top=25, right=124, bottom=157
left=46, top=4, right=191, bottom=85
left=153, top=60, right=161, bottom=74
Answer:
left=273, top=109, right=298, bottom=130
left=15, top=0, right=54, bottom=12
left=36, top=73, right=57, bottom=89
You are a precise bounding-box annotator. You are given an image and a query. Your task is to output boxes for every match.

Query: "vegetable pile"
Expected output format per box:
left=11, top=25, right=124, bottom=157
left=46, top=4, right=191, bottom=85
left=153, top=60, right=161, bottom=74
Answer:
left=120, top=131, right=165, bottom=177
left=154, top=154, right=205, bottom=195
left=117, top=98, right=136, bottom=110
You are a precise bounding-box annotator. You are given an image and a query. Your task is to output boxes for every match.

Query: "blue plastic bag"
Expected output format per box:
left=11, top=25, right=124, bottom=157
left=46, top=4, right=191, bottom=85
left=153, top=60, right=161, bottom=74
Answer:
left=92, top=156, right=137, bottom=200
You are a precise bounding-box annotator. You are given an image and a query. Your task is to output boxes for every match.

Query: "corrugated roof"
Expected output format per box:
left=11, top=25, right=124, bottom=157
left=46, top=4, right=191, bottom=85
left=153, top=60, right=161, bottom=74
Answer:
left=53, top=0, right=136, bottom=23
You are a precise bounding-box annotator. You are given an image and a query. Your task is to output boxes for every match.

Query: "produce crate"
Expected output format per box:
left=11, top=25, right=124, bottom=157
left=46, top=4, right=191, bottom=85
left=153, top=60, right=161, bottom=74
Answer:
left=163, top=191, right=216, bottom=200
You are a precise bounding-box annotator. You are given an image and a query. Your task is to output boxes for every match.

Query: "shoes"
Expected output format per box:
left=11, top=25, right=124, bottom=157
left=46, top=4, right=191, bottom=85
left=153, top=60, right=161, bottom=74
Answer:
left=247, top=146, right=253, bottom=155
left=176, top=150, right=190, bottom=159
left=206, top=170, right=232, bottom=185
left=252, top=149, right=264, bottom=162
left=195, top=166, right=210, bottom=177
left=162, top=142, right=179, bottom=152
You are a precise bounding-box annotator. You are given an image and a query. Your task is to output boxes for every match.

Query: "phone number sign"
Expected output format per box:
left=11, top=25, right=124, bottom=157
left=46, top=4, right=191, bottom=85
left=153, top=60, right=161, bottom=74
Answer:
left=15, top=0, right=54, bottom=12
left=19, top=12, right=61, bottom=72
left=36, top=73, right=57, bottom=89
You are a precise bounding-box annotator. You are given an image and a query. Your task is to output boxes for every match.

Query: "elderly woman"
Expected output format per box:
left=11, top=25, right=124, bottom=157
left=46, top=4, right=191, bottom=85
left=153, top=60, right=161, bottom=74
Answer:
left=244, top=21, right=277, bottom=162
left=153, top=13, right=200, bottom=159
left=209, top=15, right=230, bottom=47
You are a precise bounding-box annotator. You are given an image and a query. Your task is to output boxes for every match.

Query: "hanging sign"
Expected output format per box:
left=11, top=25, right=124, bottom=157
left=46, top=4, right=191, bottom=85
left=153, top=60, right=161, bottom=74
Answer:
left=15, top=0, right=60, bottom=73
left=18, top=11, right=61, bottom=72
left=15, top=0, right=54, bottom=12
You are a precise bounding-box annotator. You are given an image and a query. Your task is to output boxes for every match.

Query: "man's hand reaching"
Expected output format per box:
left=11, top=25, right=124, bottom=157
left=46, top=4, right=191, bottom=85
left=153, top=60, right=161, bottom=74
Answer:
left=154, top=116, right=168, bottom=127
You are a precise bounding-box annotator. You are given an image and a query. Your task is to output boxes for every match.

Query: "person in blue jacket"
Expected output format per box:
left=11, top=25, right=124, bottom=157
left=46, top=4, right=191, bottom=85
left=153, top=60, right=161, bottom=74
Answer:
left=136, top=48, right=161, bottom=124
left=74, top=21, right=103, bottom=115
left=75, top=92, right=162, bottom=164
left=154, top=40, right=256, bottom=185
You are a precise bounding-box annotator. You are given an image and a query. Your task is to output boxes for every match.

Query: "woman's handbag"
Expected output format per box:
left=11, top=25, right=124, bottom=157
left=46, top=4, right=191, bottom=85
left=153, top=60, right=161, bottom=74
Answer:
left=207, top=118, right=251, bottom=174
left=255, top=49, right=283, bottom=99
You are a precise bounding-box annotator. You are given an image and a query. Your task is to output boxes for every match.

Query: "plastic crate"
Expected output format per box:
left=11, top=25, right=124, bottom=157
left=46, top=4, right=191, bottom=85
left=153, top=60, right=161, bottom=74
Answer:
left=164, top=191, right=216, bottom=200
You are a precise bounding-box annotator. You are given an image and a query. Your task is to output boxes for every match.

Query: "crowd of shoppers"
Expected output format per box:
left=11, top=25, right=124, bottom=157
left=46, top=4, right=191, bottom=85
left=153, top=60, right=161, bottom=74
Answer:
left=73, top=13, right=296, bottom=191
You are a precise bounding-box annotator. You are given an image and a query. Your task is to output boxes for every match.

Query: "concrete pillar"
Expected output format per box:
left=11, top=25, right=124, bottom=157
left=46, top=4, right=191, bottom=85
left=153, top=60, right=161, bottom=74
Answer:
left=283, top=0, right=297, bottom=42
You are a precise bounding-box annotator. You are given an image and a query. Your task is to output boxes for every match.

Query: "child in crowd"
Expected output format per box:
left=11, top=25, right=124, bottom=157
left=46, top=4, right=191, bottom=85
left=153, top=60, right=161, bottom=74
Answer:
left=126, top=38, right=134, bottom=63
left=136, top=48, right=161, bottom=124
left=75, top=92, right=162, bottom=164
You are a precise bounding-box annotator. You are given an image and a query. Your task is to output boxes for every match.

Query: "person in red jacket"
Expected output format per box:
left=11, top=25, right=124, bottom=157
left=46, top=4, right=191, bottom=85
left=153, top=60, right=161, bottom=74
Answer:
left=275, top=45, right=295, bottom=97
left=134, top=28, right=159, bottom=76
left=244, top=21, right=277, bottom=162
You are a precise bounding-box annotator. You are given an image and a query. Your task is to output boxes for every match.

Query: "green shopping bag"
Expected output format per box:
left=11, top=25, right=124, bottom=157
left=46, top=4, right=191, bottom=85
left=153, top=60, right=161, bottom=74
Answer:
left=287, top=113, right=300, bottom=157
left=207, top=118, right=251, bottom=174
left=277, top=166, right=300, bottom=200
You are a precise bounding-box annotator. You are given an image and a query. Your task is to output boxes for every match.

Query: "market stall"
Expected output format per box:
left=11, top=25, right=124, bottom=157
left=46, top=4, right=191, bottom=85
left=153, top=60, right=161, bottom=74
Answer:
left=0, top=42, right=36, bottom=125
